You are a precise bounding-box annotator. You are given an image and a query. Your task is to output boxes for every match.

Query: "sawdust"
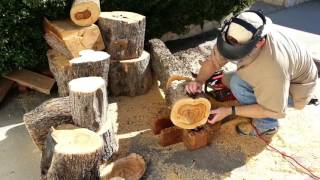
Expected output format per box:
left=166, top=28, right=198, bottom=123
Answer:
left=105, top=79, right=320, bottom=179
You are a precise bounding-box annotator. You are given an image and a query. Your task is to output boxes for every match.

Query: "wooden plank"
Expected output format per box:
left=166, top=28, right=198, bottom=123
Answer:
left=0, top=78, right=14, bottom=103
left=4, top=69, right=55, bottom=94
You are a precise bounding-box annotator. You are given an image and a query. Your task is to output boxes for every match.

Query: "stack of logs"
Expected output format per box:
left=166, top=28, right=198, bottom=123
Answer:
left=149, top=39, right=221, bottom=150
left=23, top=0, right=151, bottom=179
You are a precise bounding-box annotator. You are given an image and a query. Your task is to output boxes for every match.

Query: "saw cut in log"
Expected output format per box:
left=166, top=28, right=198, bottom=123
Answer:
left=44, top=18, right=105, bottom=59
left=69, top=77, right=107, bottom=131
left=166, top=80, right=211, bottom=129
left=47, top=49, right=110, bottom=96
left=100, top=153, right=146, bottom=180
left=108, top=51, right=152, bottom=96
left=23, top=97, right=72, bottom=150
left=70, top=0, right=100, bottom=26
left=98, top=11, right=146, bottom=60
left=149, top=39, right=193, bottom=89
left=41, top=124, right=103, bottom=180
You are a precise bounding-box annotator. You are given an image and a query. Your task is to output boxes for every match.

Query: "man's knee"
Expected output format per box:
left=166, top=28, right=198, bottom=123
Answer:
left=229, top=73, right=256, bottom=104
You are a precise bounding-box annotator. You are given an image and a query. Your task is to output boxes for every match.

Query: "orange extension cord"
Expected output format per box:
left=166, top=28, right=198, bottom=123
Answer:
left=251, top=121, right=320, bottom=179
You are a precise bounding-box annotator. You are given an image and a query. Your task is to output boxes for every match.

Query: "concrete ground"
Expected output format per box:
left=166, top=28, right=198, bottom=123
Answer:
left=1, top=1, right=320, bottom=179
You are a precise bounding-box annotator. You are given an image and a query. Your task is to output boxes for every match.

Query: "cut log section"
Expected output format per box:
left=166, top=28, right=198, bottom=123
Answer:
left=108, top=51, right=152, bottom=96
left=41, top=124, right=103, bottom=180
left=98, top=11, right=146, bottom=60
left=44, top=18, right=105, bottom=59
left=3, top=69, right=55, bottom=95
left=70, top=0, right=100, bottom=26
left=100, top=153, right=146, bottom=180
left=47, top=49, right=110, bottom=96
left=69, top=77, right=107, bottom=132
left=23, top=97, right=72, bottom=150
left=149, top=39, right=193, bottom=89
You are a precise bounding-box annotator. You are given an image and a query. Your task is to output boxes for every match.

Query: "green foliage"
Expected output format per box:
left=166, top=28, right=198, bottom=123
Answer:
left=0, top=0, right=70, bottom=75
left=103, top=0, right=255, bottom=39
left=0, top=0, right=254, bottom=75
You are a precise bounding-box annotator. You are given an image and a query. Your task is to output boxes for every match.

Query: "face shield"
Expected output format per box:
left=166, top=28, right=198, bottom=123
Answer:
left=216, top=10, right=266, bottom=61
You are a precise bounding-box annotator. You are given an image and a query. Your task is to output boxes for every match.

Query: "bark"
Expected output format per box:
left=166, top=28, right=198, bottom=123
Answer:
left=98, top=11, right=146, bottom=60
left=70, top=0, right=100, bottom=26
left=149, top=39, right=193, bottom=89
left=41, top=124, right=103, bottom=180
left=44, top=18, right=105, bottom=59
left=47, top=49, right=110, bottom=96
left=23, top=97, right=72, bottom=150
left=108, top=51, right=152, bottom=96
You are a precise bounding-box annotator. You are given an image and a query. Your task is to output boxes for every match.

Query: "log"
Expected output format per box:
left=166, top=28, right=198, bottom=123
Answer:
left=23, top=97, right=72, bottom=150
left=100, top=153, right=146, bottom=180
left=69, top=77, right=107, bottom=131
left=70, top=0, right=100, bottom=26
left=98, top=11, right=146, bottom=60
left=159, top=126, right=183, bottom=147
left=47, top=49, right=110, bottom=96
left=44, top=18, right=105, bottom=59
left=69, top=77, right=118, bottom=160
left=108, top=51, right=152, bottom=96
left=183, top=127, right=211, bottom=150
left=149, top=39, right=193, bottom=89
left=41, top=124, right=103, bottom=180
left=166, top=80, right=211, bottom=130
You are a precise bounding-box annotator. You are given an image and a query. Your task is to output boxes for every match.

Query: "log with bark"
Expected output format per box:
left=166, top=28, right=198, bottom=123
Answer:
left=69, top=77, right=118, bottom=160
left=47, top=49, right=110, bottom=96
left=41, top=124, right=103, bottom=180
left=98, top=11, right=146, bottom=60
left=149, top=39, right=193, bottom=89
left=108, top=51, right=152, bottom=96
left=70, top=0, right=100, bottom=26
left=44, top=18, right=105, bottom=59
left=100, top=153, right=146, bottom=180
left=166, top=80, right=211, bottom=130
left=23, top=97, right=72, bottom=150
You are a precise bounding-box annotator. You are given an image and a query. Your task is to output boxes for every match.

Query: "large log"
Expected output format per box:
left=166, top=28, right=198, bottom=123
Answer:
left=41, top=124, right=103, bottom=180
left=47, top=49, right=110, bottom=96
left=108, top=51, right=152, bottom=96
left=69, top=77, right=118, bottom=160
left=23, top=97, right=72, bottom=150
left=98, top=11, right=146, bottom=60
left=70, top=0, right=100, bottom=26
left=149, top=39, right=193, bottom=89
left=69, top=77, right=107, bottom=131
left=44, top=18, right=105, bottom=59
left=100, top=153, right=146, bottom=180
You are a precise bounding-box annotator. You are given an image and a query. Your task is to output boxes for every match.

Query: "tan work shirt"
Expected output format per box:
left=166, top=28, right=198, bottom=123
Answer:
left=211, top=29, right=318, bottom=116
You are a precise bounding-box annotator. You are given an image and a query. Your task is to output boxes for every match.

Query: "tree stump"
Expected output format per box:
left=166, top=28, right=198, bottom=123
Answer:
left=23, top=97, right=72, bottom=150
left=69, top=77, right=118, bottom=160
left=98, top=11, right=146, bottom=60
left=70, top=0, right=100, bottom=26
left=44, top=18, right=105, bottom=59
left=47, top=49, right=110, bottom=96
left=149, top=39, right=193, bottom=89
left=100, top=153, right=146, bottom=180
left=69, top=77, right=107, bottom=131
left=41, top=124, right=103, bottom=180
left=108, top=51, right=152, bottom=96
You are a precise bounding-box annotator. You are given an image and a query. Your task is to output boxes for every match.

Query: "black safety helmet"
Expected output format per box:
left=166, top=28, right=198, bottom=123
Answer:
left=216, top=10, right=266, bottom=60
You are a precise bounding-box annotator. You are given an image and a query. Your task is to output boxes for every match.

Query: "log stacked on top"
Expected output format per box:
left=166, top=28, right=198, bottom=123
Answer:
left=98, top=11, right=152, bottom=96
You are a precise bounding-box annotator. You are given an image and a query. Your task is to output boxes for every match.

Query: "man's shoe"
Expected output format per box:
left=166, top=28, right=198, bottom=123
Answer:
left=236, top=121, right=278, bottom=137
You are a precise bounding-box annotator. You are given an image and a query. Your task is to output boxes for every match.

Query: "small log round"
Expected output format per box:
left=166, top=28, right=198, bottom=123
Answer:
left=41, top=124, right=103, bottom=180
left=98, top=11, right=146, bottom=60
left=70, top=0, right=100, bottom=26
left=69, top=76, right=107, bottom=132
left=23, top=97, right=72, bottom=150
left=100, top=153, right=146, bottom=180
left=108, top=51, right=152, bottom=96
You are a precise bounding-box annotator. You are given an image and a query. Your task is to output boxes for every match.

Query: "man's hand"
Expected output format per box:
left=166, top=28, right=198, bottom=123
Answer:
left=185, top=81, right=203, bottom=94
left=208, top=107, right=231, bottom=124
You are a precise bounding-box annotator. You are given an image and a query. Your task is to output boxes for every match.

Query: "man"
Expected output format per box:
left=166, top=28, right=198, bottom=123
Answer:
left=185, top=10, right=318, bottom=136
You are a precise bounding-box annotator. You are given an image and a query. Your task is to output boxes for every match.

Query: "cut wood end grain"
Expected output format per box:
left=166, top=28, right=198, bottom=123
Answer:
left=69, top=76, right=105, bottom=93
left=70, top=1, right=100, bottom=26
left=100, top=11, right=145, bottom=24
